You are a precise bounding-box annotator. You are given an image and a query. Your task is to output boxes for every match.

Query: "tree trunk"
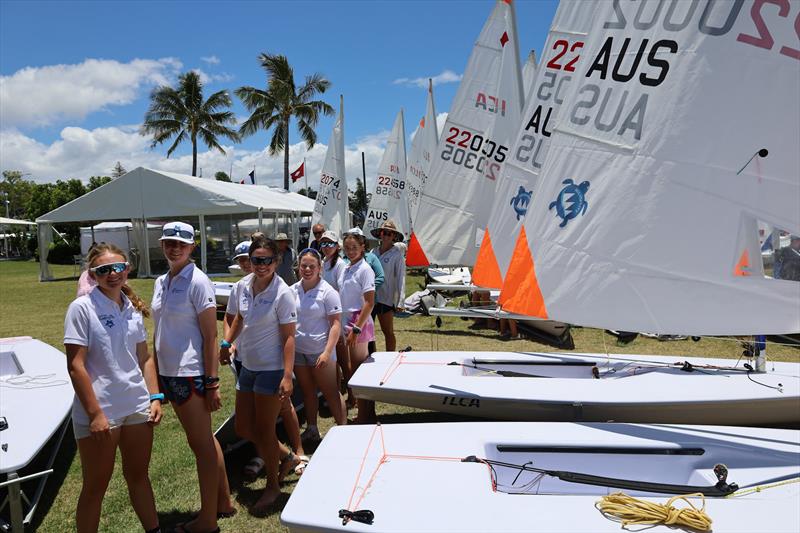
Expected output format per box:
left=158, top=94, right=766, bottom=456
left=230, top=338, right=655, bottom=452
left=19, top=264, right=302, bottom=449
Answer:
left=283, top=119, right=290, bottom=190
left=192, top=134, right=198, bottom=177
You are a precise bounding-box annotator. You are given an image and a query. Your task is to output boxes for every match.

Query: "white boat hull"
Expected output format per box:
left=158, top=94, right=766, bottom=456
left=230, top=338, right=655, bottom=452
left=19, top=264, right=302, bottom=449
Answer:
left=213, top=281, right=235, bottom=307
left=349, top=351, right=800, bottom=425
left=281, top=422, right=800, bottom=532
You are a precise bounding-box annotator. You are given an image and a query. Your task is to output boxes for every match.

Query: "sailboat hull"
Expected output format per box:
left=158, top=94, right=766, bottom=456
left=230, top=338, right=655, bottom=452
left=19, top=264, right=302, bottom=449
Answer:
left=281, top=422, right=800, bottom=532
left=349, top=351, right=800, bottom=426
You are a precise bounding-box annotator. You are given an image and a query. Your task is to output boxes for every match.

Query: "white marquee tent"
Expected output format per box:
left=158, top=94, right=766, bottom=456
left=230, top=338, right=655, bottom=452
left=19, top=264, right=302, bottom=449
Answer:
left=36, top=167, right=315, bottom=280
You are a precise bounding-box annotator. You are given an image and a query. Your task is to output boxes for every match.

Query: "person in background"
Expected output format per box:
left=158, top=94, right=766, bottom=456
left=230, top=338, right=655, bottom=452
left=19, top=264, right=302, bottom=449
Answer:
left=369, top=220, right=406, bottom=352
left=309, top=223, right=325, bottom=252
left=275, top=233, right=298, bottom=285
left=775, top=235, right=800, bottom=281
left=76, top=242, right=100, bottom=297
left=339, top=228, right=377, bottom=423
left=320, top=230, right=345, bottom=291
left=292, top=248, right=346, bottom=443
left=219, top=235, right=300, bottom=509
left=65, top=244, right=162, bottom=533
left=151, top=222, right=234, bottom=533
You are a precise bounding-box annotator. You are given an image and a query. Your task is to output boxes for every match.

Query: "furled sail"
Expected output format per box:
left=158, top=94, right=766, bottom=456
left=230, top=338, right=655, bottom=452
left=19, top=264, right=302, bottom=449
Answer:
left=363, top=109, right=408, bottom=238
left=407, top=0, right=521, bottom=267
left=522, top=49, right=538, bottom=98
left=312, top=95, right=348, bottom=235
left=501, top=0, right=800, bottom=335
left=475, top=0, right=597, bottom=290
left=406, top=80, right=439, bottom=234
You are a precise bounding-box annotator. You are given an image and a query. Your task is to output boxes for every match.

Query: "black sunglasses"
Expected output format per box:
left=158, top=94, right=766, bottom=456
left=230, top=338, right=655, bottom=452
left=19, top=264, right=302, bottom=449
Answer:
left=90, top=262, right=129, bottom=276
left=250, top=256, right=276, bottom=265
left=162, top=228, right=194, bottom=240
left=319, top=241, right=337, bottom=248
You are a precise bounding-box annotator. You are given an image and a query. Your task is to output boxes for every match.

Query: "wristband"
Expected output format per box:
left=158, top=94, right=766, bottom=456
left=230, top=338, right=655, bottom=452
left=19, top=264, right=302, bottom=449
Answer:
left=220, top=339, right=232, bottom=349
left=149, top=393, right=165, bottom=403
left=204, top=376, right=220, bottom=386
left=352, top=325, right=362, bottom=334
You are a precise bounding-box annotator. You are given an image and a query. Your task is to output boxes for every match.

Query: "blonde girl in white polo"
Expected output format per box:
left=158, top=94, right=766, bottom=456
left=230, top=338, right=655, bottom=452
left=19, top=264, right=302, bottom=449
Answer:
left=219, top=235, right=297, bottom=509
left=151, top=221, right=234, bottom=533
left=64, top=243, right=161, bottom=533
left=339, top=228, right=376, bottom=424
left=292, top=248, right=346, bottom=441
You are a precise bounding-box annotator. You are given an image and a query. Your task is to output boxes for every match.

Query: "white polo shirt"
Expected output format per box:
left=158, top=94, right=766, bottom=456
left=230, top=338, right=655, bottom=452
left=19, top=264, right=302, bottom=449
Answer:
left=236, top=274, right=297, bottom=371
left=322, top=258, right=346, bottom=291
left=338, top=258, right=375, bottom=312
left=151, top=262, right=216, bottom=377
left=292, top=279, right=342, bottom=354
left=64, top=289, right=150, bottom=425
left=225, top=273, right=254, bottom=317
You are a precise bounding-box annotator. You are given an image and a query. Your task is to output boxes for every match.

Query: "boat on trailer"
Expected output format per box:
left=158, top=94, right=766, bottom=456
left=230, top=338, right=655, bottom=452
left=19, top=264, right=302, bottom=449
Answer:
left=349, top=350, right=799, bottom=426
left=0, top=337, right=73, bottom=532
left=281, top=422, right=800, bottom=532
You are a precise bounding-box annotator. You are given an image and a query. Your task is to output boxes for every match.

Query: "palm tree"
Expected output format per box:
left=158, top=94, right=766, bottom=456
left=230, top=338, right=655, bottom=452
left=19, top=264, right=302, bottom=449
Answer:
left=236, top=54, right=334, bottom=190
left=141, top=71, right=239, bottom=177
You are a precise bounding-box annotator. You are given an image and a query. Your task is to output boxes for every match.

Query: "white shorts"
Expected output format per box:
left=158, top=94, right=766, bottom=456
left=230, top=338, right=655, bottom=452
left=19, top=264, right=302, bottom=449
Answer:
left=73, top=408, right=151, bottom=440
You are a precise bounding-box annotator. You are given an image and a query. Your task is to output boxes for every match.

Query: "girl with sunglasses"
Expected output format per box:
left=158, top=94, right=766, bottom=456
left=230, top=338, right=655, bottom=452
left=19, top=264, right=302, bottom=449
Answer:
left=151, top=222, right=234, bottom=533
left=339, top=229, right=377, bottom=423
left=292, top=248, right=346, bottom=442
left=319, top=230, right=345, bottom=291
left=64, top=244, right=161, bottom=533
left=219, top=236, right=299, bottom=509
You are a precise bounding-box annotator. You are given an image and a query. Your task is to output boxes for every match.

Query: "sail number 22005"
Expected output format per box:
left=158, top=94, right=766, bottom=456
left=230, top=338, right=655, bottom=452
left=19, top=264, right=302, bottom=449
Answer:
left=441, top=127, right=508, bottom=181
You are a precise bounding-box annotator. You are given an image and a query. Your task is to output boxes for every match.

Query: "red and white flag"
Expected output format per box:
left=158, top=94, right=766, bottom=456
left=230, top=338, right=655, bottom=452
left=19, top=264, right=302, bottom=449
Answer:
left=290, top=162, right=305, bottom=183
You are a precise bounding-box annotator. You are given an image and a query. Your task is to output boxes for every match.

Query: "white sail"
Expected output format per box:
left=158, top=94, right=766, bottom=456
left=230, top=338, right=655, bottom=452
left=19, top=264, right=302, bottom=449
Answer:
left=522, top=49, right=538, bottom=97
left=363, top=109, right=408, bottom=238
left=501, top=0, right=800, bottom=335
left=406, top=80, right=438, bottom=233
left=473, top=0, right=597, bottom=289
left=312, top=96, right=348, bottom=236
left=407, top=0, right=520, bottom=267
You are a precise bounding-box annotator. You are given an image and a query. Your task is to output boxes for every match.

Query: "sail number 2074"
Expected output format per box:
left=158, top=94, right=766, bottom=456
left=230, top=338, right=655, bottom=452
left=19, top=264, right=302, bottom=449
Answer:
left=442, top=127, right=509, bottom=181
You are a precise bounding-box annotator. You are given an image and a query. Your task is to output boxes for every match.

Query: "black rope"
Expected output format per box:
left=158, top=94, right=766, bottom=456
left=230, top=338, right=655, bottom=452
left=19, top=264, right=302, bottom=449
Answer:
left=338, top=509, right=375, bottom=526
left=743, top=364, right=784, bottom=393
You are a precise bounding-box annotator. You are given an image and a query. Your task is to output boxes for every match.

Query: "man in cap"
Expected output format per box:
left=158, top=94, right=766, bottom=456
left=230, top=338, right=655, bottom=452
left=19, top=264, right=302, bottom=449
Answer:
left=310, top=223, right=325, bottom=252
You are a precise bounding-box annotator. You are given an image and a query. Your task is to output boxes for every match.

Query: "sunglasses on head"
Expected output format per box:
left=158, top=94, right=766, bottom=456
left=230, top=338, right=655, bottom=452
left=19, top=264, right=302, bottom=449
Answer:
left=90, top=262, right=129, bottom=276
left=319, top=241, right=337, bottom=248
left=162, top=228, right=194, bottom=240
left=250, top=255, right=276, bottom=265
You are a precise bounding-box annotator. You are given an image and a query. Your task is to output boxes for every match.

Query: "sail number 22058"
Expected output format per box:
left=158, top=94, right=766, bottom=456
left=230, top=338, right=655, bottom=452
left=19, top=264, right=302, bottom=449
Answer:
left=442, top=127, right=509, bottom=181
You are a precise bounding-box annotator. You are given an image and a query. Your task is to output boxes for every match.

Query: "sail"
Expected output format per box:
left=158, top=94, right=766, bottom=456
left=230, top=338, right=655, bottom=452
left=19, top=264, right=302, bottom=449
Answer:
left=407, top=0, right=521, bottom=267
left=363, top=109, right=408, bottom=238
left=501, top=0, right=800, bottom=335
left=312, top=96, right=348, bottom=235
left=406, top=80, right=438, bottom=233
left=522, top=50, right=538, bottom=97
left=474, top=0, right=597, bottom=290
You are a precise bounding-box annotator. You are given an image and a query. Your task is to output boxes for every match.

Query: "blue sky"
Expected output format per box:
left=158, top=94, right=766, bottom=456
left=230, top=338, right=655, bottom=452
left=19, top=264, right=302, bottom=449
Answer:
left=0, top=0, right=558, bottom=188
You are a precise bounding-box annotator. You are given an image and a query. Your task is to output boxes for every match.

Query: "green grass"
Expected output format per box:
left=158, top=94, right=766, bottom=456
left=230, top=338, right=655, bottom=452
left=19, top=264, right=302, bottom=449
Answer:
left=0, top=260, right=797, bottom=532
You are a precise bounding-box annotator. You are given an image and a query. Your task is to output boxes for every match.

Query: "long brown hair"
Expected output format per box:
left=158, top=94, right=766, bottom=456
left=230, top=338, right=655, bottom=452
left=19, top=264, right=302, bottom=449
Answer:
left=86, top=243, right=150, bottom=318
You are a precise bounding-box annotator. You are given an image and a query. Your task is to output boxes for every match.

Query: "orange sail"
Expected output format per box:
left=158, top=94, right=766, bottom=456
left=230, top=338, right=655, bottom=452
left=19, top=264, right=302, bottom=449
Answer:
left=498, top=226, right=547, bottom=318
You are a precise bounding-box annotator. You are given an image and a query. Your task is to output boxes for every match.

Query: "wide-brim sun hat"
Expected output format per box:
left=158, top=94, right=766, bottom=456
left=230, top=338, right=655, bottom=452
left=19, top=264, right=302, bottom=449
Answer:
left=275, top=233, right=291, bottom=241
left=320, top=230, right=340, bottom=245
left=159, top=221, right=195, bottom=244
left=370, top=220, right=404, bottom=242
left=233, top=240, right=251, bottom=260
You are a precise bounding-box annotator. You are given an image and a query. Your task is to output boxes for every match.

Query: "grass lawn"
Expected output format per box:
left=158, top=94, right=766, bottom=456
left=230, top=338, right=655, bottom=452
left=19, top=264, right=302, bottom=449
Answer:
left=0, top=260, right=797, bottom=532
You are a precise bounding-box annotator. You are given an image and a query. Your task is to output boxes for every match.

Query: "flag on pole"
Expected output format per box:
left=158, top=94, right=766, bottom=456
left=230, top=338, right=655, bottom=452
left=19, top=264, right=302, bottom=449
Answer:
left=290, top=162, right=305, bottom=183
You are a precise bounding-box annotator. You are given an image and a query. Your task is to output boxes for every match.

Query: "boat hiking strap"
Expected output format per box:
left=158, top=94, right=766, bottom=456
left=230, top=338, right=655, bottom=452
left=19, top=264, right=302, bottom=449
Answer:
left=340, top=423, right=493, bottom=526
left=597, top=492, right=713, bottom=532
left=462, top=456, right=739, bottom=497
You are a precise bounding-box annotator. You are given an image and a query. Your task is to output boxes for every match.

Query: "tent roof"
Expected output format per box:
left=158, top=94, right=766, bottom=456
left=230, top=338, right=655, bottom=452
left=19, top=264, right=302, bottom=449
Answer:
left=0, top=217, right=36, bottom=226
left=36, top=167, right=316, bottom=224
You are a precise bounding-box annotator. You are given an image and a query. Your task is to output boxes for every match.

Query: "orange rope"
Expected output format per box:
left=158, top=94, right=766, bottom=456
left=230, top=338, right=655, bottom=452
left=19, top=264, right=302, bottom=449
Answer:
left=344, top=423, right=384, bottom=516
left=379, top=353, right=460, bottom=386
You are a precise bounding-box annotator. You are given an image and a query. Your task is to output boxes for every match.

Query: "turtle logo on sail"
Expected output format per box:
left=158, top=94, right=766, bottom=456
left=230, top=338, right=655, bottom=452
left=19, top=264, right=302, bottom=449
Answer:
left=509, top=186, right=532, bottom=221
left=549, top=179, right=590, bottom=228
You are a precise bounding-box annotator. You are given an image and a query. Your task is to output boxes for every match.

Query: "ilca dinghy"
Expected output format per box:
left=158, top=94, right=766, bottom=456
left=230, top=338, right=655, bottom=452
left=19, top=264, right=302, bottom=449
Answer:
left=282, top=422, right=800, bottom=532
left=351, top=0, right=800, bottom=426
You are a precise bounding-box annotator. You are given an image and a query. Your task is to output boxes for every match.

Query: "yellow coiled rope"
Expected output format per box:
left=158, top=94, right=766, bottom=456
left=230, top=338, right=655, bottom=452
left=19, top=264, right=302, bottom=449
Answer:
left=596, top=492, right=712, bottom=531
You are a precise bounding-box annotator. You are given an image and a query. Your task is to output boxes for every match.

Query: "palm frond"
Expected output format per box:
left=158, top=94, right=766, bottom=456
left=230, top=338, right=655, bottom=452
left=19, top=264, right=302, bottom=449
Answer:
left=267, top=121, right=287, bottom=156
left=296, top=73, right=331, bottom=102
left=165, top=130, right=188, bottom=157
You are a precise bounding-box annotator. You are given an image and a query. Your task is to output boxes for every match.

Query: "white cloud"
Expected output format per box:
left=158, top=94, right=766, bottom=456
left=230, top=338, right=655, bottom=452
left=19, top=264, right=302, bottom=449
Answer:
left=191, top=68, right=235, bottom=85
left=0, top=58, right=182, bottom=128
left=201, top=55, right=221, bottom=65
left=409, top=112, right=449, bottom=142
left=393, top=69, right=462, bottom=88
left=0, top=123, right=390, bottom=192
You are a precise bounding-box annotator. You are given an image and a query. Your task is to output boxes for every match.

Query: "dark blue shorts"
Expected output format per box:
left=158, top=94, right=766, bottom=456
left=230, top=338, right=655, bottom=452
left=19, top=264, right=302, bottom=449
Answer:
left=371, top=301, right=394, bottom=318
left=236, top=366, right=283, bottom=396
left=159, top=375, right=205, bottom=406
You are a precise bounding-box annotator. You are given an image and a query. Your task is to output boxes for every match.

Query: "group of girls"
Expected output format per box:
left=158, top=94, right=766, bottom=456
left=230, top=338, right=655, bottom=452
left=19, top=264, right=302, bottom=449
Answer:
left=65, top=219, right=406, bottom=532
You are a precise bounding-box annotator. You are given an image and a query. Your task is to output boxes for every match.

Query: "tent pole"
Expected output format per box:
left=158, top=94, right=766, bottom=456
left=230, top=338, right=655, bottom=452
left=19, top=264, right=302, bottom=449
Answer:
left=199, top=214, right=207, bottom=273
left=142, top=218, right=151, bottom=278
left=258, top=208, right=263, bottom=233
